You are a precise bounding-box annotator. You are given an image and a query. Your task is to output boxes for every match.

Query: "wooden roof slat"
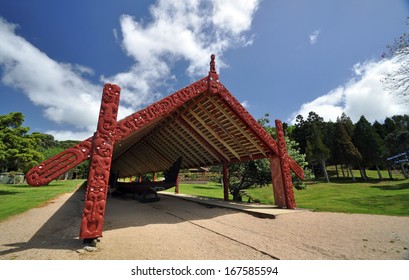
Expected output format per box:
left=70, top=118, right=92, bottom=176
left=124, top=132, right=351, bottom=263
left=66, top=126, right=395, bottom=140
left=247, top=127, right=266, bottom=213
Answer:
left=159, top=126, right=203, bottom=167
left=149, top=132, right=182, bottom=165
left=176, top=117, right=222, bottom=163
left=207, top=96, right=268, bottom=157
left=130, top=146, right=166, bottom=172
left=179, top=114, right=230, bottom=162
left=170, top=122, right=215, bottom=164
left=155, top=129, right=197, bottom=167
left=145, top=141, right=174, bottom=167
left=167, top=124, right=209, bottom=166
left=186, top=108, right=241, bottom=160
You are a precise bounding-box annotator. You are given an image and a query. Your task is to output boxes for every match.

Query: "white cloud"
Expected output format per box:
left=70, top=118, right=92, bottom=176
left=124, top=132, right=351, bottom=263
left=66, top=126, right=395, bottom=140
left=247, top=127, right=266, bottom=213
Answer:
left=241, top=100, right=250, bottom=108
left=309, top=29, right=320, bottom=45
left=103, top=0, right=260, bottom=108
left=289, top=58, right=409, bottom=124
left=0, top=17, right=102, bottom=138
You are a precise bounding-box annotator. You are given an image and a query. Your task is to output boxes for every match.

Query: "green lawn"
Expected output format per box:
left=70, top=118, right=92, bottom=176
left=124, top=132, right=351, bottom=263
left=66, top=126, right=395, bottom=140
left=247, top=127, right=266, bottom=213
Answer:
left=0, top=179, right=84, bottom=222
left=1, top=172, right=408, bottom=223
left=173, top=177, right=409, bottom=216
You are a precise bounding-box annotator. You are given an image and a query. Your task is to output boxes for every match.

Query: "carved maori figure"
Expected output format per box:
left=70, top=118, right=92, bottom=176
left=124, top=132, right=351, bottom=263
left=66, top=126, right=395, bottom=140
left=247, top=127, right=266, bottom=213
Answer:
left=79, top=84, right=120, bottom=240
left=275, top=119, right=296, bottom=209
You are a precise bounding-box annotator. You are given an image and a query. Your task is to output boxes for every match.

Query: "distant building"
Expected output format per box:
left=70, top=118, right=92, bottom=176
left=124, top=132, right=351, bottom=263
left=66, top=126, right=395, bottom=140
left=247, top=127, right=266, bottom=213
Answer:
left=0, top=172, right=25, bottom=184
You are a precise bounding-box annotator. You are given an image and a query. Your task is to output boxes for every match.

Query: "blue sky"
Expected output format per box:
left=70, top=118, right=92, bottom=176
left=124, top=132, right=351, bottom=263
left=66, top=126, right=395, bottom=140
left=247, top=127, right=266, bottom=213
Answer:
left=1, top=0, right=408, bottom=140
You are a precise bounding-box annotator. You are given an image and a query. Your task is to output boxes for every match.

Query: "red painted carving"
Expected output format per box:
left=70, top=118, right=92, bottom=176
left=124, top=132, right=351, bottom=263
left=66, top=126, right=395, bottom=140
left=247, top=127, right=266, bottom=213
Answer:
left=113, top=77, right=209, bottom=141
left=208, top=54, right=220, bottom=94
left=269, top=154, right=287, bottom=208
left=26, top=138, right=92, bottom=186
left=275, top=119, right=296, bottom=209
left=79, top=84, right=120, bottom=240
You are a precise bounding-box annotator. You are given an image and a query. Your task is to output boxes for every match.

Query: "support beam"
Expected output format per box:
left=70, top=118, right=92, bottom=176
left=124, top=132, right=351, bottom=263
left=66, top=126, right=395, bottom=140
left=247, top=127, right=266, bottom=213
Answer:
left=222, top=162, right=229, bottom=201
left=175, top=176, right=180, bottom=194
left=80, top=84, right=121, bottom=241
left=269, top=154, right=286, bottom=208
left=275, top=119, right=296, bottom=209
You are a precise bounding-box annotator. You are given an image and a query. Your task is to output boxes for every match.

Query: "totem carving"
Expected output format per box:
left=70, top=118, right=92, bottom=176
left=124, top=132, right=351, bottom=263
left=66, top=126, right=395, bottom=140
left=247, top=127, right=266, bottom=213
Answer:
left=208, top=54, right=220, bottom=94
left=79, top=84, right=120, bottom=240
left=274, top=119, right=296, bottom=209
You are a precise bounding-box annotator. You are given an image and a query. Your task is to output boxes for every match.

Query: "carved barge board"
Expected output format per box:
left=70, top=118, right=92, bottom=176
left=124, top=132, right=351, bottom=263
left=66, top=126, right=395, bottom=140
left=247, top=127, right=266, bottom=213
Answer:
left=79, top=84, right=120, bottom=240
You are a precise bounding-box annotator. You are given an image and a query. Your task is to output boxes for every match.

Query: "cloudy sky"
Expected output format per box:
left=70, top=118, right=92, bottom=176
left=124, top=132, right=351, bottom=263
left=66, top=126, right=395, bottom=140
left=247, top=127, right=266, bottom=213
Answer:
left=0, top=0, right=408, bottom=140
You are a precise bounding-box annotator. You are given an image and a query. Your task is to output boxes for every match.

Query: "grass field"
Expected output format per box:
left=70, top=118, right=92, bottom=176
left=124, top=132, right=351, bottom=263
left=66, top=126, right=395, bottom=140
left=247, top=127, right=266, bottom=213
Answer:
left=175, top=176, right=409, bottom=216
left=1, top=168, right=408, bottom=223
left=0, top=179, right=84, bottom=222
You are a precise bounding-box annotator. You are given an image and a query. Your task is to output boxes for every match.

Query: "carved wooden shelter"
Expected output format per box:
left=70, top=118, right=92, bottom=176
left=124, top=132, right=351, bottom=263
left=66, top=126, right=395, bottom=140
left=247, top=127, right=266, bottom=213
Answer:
left=26, top=55, right=304, bottom=242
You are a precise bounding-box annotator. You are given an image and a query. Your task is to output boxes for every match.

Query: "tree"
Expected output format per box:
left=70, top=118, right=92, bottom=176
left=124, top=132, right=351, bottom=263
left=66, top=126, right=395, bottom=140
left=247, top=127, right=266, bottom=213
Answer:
left=383, top=115, right=409, bottom=156
left=0, top=112, right=44, bottom=173
left=382, top=18, right=409, bottom=102
left=334, top=121, right=362, bottom=181
left=292, top=111, right=326, bottom=154
left=353, top=116, right=386, bottom=180
left=306, top=123, right=331, bottom=183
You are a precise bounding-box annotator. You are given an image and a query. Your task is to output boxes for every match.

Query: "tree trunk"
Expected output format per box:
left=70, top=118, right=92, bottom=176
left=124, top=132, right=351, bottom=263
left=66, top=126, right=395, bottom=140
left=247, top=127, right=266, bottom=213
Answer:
left=341, top=164, right=346, bottom=177
left=376, top=164, right=383, bottom=180
left=349, top=166, right=356, bottom=182
left=321, top=159, right=330, bottom=183
left=401, top=164, right=409, bottom=179
left=387, top=165, right=394, bottom=180
left=335, top=165, right=339, bottom=178
left=359, top=166, right=367, bottom=181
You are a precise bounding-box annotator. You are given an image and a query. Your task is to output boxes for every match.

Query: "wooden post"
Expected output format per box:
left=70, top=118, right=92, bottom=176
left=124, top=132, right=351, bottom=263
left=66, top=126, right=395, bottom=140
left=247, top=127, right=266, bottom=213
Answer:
left=269, top=154, right=286, bottom=208
left=175, top=175, right=180, bottom=194
left=222, top=162, right=229, bottom=201
left=274, top=120, right=296, bottom=209
left=153, top=172, right=156, bottom=182
left=80, top=84, right=120, bottom=241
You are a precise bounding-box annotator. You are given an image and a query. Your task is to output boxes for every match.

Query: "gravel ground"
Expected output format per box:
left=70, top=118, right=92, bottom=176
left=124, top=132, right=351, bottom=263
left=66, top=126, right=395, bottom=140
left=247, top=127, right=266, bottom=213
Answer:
left=1, top=186, right=409, bottom=260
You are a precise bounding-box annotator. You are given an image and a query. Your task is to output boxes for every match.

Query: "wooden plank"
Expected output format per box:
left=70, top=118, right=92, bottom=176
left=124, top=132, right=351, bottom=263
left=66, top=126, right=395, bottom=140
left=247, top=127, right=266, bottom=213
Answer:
left=176, top=118, right=222, bottom=163
left=171, top=122, right=215, bottom=164
left=168, top=123, right=210, bottom=166
left=207, top=97, right=267, bottom=157
left=187, top=108, right=241, bottom=160
left=197, top=102, right=252, bottom=158
left=160, top=126, right=202, bottom=166
left=180, top=114, right=230, bottom=162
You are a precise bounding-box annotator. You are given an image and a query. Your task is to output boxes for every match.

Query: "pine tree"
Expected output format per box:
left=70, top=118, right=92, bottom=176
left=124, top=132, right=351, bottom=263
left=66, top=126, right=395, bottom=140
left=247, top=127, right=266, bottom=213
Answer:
left=353, top=116, right=386, bottom=180
left=306, top=123, right=331, bottom=183
left=334, top=121, right=362, bottom=181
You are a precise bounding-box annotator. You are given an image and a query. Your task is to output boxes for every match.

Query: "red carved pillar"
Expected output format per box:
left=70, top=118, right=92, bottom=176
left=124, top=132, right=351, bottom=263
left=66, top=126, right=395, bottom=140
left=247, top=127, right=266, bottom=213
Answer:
left=222, top=161, right=229, bottom=201
left=79, top=84, right=120, bottom=241
left=275, top=119, right=296, bottom=209
left=269, top=154, right=286, bottom=208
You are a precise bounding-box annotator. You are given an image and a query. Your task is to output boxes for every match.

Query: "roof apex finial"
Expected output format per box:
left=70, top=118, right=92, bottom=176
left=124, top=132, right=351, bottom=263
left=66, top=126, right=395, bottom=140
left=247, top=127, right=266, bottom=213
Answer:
left=209, top=54, right=216, bottom=74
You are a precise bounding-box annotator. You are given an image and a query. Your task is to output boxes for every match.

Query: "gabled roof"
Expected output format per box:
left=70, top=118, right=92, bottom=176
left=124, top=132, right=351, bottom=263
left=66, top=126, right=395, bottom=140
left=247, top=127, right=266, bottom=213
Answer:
left=109, top=55, right=288, bottom=178
left=26, top=55, right=303, bottom=186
